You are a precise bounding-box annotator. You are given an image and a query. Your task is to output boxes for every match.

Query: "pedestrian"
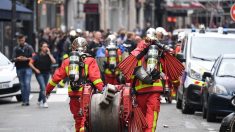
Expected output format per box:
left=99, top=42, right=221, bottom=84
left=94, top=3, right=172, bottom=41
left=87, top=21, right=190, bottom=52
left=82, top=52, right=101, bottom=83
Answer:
left=87, top=31, right=102, bottom=58
left=87, top=31, right=106, bottom=80
left=29, top=41, right=56, bottom=108
left=46, top=37, right=104, bottom=132
left=13, top=34, right=35, bottom=106
left=123, top=32, right=137, bottom=57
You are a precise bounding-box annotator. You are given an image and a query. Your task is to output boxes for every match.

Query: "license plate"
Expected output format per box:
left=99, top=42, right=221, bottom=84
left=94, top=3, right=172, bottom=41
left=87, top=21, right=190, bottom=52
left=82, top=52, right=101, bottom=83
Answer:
left=0, top=83, right=9, bottom=89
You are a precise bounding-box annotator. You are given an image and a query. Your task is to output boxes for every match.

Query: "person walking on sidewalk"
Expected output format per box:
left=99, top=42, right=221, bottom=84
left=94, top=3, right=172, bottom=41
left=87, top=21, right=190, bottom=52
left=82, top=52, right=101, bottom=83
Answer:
left=13, top=34, right=35, bottom=106
left=29, top=41, right=56, bottom=108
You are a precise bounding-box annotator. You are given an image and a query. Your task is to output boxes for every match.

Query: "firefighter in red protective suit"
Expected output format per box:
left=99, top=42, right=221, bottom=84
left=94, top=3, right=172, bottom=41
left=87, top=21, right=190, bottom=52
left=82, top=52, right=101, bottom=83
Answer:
left=130, top=28, right=164, bottom=132
left=104, top=34, right=123, bottom=85
left=46, top=37, right=104, bottom=132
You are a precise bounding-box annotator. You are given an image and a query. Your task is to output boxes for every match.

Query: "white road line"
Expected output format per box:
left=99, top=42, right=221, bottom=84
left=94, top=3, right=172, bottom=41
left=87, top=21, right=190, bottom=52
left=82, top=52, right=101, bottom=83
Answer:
left=201, top=122, right=210, bottom=127
left=47, top=94, right=68, bottom=102
left=207, top=128, right=215, bottom=131
left=184, top=121, right=197, bottom=129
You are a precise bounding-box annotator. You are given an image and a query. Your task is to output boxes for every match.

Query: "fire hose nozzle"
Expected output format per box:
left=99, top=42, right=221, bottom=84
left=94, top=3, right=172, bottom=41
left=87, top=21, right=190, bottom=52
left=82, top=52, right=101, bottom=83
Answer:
left=99, top=84, right=117, bottom=108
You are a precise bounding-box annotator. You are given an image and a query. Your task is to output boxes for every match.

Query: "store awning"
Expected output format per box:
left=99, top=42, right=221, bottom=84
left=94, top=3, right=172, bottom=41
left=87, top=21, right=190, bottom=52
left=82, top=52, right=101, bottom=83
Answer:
left=0, top=0, right=32, bottom=21
left=166, top=1, right=205, bottom=11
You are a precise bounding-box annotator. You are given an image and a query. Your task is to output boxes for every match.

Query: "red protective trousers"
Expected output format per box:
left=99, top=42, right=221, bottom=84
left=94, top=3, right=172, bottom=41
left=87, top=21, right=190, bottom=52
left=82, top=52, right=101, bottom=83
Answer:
left=136, top=93, right=161, bottom=132
left=69, top=97, right=85, bottom=132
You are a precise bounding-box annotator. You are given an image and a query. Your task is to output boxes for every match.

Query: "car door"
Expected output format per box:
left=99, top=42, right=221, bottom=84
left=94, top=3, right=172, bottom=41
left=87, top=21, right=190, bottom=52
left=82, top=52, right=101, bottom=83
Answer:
left=204, top=57, right=221, bottom=106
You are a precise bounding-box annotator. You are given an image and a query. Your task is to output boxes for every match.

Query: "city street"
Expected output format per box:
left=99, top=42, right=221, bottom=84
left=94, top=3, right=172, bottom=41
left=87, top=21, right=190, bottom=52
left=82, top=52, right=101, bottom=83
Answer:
left=0, top=77, right=222, bottom=132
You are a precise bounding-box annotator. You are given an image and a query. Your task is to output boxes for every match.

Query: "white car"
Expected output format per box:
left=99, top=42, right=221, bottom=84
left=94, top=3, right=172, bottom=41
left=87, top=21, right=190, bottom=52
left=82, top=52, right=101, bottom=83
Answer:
left=0, top=52, right=21, bottom=101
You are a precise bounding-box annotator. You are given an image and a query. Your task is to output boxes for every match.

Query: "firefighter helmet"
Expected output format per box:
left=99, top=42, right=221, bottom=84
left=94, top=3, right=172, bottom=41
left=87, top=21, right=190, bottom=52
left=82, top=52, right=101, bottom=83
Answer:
left=69, top=30, right=78, bottom=42
left=146, top=28, right=156, bottom=40
left=156, top=27, right=168, bottom=36
left=106, top=34, right=117, bottom=48
left=71, top=37, right=88, bottom=53
left=177, top=32, right=186, bottom=42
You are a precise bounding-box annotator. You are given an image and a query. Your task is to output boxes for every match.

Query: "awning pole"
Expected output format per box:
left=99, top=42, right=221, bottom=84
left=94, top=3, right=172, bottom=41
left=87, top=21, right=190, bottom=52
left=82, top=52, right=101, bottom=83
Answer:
left=11, top=0, right=16, bottom=57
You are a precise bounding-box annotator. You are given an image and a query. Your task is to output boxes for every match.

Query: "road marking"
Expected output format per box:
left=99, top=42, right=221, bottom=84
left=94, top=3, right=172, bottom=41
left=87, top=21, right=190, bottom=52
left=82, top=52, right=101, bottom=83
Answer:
left=201, top=122, right=210, bottom=127
left=184, top=121, right=197, bottom=129
left=207, top=128, right=215, bottom=131
left=47, top=94, right=68, bottom=102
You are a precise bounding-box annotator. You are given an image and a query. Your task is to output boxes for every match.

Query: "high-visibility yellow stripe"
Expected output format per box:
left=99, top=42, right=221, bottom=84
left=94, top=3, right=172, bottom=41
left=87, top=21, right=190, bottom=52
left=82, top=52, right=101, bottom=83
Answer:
left=63, top=54, right=69, bottom=59
left=85, top=64, right=88, bottom=76
left=152, top=111, right=158, bottom=132
left=68, top=85, right=83, bottom=92
left=49, top=80, right=57, bottom=87
left=80, top=127, right=84, bottom=132
left=93, top=79, right=102, bottom=85
left=109, top=57, right=116, bottom=62
left=105, top=69, right=112, bottom=74
left=172, top=80, right=179, bottom=83
left=65, top=66, right=69, bottom=76
left=135, top=82, right=162, bottom=91
left=105, top=69, right=119, bottom=75
left=118, top=56, right=122, bottom=62
left=138, top=60, right=142, bottom=66
left=59, top=80, right=65, bottom=87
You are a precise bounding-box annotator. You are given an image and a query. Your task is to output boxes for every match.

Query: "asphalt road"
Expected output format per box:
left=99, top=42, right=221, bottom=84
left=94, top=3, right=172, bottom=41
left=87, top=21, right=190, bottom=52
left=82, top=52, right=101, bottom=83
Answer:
left=157, top=99, right=221, bottom=132
left=0, top=89, right=222, bottom=132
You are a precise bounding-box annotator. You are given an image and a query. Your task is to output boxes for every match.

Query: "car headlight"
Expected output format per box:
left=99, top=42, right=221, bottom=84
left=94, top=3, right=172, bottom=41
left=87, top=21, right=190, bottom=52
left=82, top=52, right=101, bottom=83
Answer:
left=11, top=76, right=19, bottom=84
left=209, top=85, right=228, bottom=95
left=189, top=69, right=202, bottom=80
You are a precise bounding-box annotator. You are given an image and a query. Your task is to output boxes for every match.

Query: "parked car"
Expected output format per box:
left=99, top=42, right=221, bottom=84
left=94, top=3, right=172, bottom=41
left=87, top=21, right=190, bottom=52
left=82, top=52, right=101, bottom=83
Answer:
left=176, top=30, right=235, bottom=114
left=202, top=54, right=235, bottom=122
left=0, top=52, right=21, bottom=101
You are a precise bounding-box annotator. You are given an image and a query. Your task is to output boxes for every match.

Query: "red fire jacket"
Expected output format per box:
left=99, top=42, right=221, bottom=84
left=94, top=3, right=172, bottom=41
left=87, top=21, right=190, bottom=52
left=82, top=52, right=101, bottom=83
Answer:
left=46, top=57, right=104, bottom=97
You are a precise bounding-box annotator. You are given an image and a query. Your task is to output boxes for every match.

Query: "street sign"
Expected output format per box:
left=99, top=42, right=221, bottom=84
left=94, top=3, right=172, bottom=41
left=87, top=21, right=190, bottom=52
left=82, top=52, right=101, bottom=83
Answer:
left=231, top=4, right=235, bottom=21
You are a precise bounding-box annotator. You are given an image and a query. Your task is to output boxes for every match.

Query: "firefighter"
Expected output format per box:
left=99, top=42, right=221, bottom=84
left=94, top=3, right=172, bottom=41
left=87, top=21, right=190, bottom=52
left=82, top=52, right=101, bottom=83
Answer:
left=57, top=30, right=79, bottom=88
left=46, top=37, right=104, bottom=132
left=174, top=31, right=185, bottom=55
left=104, top=34, right=123, bottom=85
left=130, top=28, right=164, bottom=132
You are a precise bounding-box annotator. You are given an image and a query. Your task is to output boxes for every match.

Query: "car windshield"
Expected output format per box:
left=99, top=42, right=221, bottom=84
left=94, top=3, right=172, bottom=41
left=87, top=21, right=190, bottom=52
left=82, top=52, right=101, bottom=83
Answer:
left=191, top=37, right=235, bottom=61
left=0, top=53, right=11, bottom=66
left=217, top=58, right=235, bottom=77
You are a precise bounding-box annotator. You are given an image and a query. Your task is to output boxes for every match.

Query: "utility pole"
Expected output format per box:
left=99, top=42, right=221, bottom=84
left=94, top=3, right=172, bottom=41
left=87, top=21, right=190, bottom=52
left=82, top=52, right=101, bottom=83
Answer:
left=11, top=0, right=16, bottom=57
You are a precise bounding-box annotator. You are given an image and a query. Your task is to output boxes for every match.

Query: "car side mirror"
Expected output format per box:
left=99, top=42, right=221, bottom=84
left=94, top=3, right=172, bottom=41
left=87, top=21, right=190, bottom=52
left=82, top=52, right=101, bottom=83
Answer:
left=176, top=53, right=185, bottom=62
left=202, top=72, right=212, bottom=81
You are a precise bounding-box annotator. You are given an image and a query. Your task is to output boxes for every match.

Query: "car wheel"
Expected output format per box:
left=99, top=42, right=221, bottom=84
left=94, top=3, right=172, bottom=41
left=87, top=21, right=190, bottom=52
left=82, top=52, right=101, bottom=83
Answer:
left=202, top=105, right=207, bottom=119
left=206, top=110, right=216, bottom=122
left=182, top=95, right=194, bottom=114
left=16, top=94, right=22, bottom=102
left=176, top=95, right=182, bottom=109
